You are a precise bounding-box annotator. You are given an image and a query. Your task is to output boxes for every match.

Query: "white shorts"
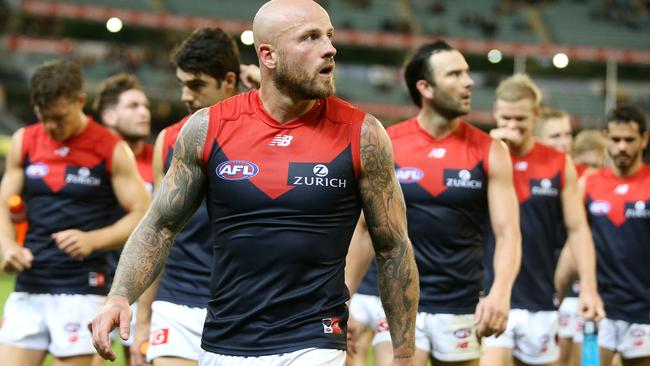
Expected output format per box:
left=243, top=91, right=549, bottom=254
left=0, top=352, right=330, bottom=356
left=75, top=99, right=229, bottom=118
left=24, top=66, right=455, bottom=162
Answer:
left=146, top=300, right=207, bottom=362
left=0, top=292, right=105, bottom=357
left=483, top=309, right=560, bottom=365
left=373, top=312, right=480, bottom=362
left=199, top=347, right=345, bottom=366
left=349, top=294, right=382, bottom=330
left=558, top=297, right=579, bottom=339
left=598, top=318, right=650, bottom=359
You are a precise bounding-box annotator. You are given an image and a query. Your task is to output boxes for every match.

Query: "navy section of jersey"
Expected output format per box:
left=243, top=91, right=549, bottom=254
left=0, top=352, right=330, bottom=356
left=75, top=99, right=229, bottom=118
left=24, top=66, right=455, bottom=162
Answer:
left=585, top=165, right=650, bottom=324
left=388, top=119, right=491, bottom=314
left=17, top=119, right=120, bottom=295
left=155, top=116, right=213, bottom=308
left=201, top=90, right=364, bottom=356
left=485, top=142, right=567, bottom=311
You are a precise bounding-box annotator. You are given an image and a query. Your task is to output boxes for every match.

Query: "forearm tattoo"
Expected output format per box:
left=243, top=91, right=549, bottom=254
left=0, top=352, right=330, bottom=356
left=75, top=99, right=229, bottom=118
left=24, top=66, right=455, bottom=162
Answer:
left=359, top=115, right=419, bottom=357
left=111, top=109, right=209, bottom=303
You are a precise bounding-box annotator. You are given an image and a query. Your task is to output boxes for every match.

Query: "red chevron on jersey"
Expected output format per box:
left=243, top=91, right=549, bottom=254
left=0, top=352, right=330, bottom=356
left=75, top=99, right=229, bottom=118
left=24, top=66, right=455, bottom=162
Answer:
left=161, top=115, right=191, bottom=173
left=585, top=165, right=650, bottom=227
left=203, top=90, right=364, bottom=199
left=21, top=117, right=120, bottom=193
left=511, top=143, right=566, bottom=203
left=387, top=119, right=491, bottom=197
left=135, top=143, right=154, bottom=192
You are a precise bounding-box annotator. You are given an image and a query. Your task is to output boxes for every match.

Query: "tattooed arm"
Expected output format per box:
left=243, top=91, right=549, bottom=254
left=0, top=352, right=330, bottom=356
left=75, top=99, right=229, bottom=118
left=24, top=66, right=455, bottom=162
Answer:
left=358, top=114, right=419, bottom=365
left=91, top=109, right=210, bottom=361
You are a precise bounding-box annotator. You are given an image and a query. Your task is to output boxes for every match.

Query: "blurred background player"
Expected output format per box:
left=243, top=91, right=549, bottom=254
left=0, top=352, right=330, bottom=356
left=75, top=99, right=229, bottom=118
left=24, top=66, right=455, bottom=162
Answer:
left=351, top=40, right=522, bottom=366
left=482, top=73, right=603, bottom=366
left=133, top=27, right=241, bottom=366
left=582, top=105, right=649, bottom=366
left=0, top=59, right=149, bottom=366
left=535, top=108, right=574, bottom=155
left=93, top=72, right=154, bottom=366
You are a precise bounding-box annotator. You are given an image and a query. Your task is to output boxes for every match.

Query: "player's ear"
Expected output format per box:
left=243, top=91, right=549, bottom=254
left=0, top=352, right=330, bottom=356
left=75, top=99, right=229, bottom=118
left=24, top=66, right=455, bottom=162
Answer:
left=641, top=130, right=649, bottom=149
left=416, top=79, right=433, bottom=101
left=258, top=43, right=277, bottom=70
left=102, top=109, right=117, bottom=128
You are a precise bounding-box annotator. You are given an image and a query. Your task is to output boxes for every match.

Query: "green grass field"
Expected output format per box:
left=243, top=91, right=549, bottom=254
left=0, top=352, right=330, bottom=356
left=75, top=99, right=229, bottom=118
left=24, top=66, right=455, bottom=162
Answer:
left=0, top=274, right=126, bottom=366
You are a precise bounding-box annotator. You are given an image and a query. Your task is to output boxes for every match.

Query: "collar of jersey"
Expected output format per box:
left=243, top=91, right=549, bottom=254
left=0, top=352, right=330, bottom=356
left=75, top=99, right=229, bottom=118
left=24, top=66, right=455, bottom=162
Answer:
left=253, top=90, right=325, bottom=129
left=412, top=118, right=464, bottom=143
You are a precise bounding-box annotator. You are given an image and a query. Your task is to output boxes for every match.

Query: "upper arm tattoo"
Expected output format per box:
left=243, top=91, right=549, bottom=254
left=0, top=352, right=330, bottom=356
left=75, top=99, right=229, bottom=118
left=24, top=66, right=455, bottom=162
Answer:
left=110, top=109, right=209, bottom=303
left=358, top=115, right=418, bottom=356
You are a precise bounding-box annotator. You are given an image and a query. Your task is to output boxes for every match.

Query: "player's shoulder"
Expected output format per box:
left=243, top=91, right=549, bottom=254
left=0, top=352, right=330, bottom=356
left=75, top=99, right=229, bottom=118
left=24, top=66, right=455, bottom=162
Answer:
left=534, top=141, right=566, bottom=160
left=386, top=118, right=418, bottom=139
left=459, top=120, right=492, bottom=145
left=209, top=90, right=257, bottom=122
left=89, top=118, right=122, bottom=143
left=323, top=96, right=366, bottom=125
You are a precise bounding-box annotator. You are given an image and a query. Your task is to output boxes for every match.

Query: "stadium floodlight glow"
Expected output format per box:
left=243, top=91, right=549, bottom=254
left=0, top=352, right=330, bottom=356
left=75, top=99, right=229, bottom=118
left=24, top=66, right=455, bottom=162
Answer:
left=553, top=53, right=569, bottom=69
left=487, top=49, right=503, bottom=64
left=240, top=30, right=255, bottom=46
left=106, top=17, right=123, bottom=33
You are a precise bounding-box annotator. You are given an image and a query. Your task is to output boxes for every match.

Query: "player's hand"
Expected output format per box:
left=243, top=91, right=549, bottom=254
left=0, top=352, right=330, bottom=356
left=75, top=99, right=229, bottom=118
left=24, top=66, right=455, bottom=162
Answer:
left=346, top=318, right=359, bottom=355
left=91, top=295, right=132, bottom=361
left=474, top=292, right=510, bottom=338
left=130, top=317, right=152, bottom=366
left=490, top=127, right=523, bottom=146
left=578, top=286, right=606, bottom=322
left=391, top=356, right=415, bottom=366
left=239, top=64, right=261, bottom=89
left=52, top=229, right=95, bottom=259
left=0, top=242, right=33, bottom=273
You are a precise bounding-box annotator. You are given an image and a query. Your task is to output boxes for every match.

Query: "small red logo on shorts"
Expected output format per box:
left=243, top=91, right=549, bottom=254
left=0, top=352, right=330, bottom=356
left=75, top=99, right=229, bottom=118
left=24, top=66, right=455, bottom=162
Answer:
left=375, top=318, right=389, bottom=334
left=456, top=341, right=469, bottom=349
left=150, top=328, right=169, bottom=345
left=635, top=339, right=644, bottom=348
left=322, top=317, right=342, bottom=334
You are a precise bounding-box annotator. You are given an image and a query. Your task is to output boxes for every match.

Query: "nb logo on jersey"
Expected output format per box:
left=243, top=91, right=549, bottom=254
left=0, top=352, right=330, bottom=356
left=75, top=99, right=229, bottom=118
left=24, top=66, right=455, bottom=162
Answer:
left=322, top=317, right=343, bottom=334
left=216, top=160, right=259, bottom=181
left=66, top=167, right=101, bottom=186
left=445, top=169, right=483, bottom=189
left=26, top=163, right=49, bottom=179
left=625, top=200, right=650, bottom=219
left=514, top=161, right=528, bottom=171
left=55, top=146, right=70, bottom=157
left=396, top=167, right=424, bottom=183
left=269, top=134, right=293, bottom=147
left=589, top=200, right=611, bottom=215
left=531, top=178, right=559, bottom=197
left=615, top=184, right=629, bottom=195
left=428, top=147, right=446, bottom=159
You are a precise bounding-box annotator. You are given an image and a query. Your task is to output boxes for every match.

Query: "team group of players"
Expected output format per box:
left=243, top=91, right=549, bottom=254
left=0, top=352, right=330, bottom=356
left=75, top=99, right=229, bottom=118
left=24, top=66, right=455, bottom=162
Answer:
left=0, top=0, right=648, bottom=366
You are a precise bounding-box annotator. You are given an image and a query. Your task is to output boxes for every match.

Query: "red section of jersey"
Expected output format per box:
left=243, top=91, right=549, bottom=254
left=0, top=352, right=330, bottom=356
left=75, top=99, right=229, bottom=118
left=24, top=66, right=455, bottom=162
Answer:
left=161, top=115, right=190, bottom=172
left=511, top=142, right=566, bottom=203
left=204, top=91, right=364, bottom=199
left=387, top=119, right=492, bottom=197
left=135, top=143, right=154, bottom=186
left=584, top=165, right=650, bottom=227
left=576, top=163, right=589, bottom=178
left=21, top=118, right=121, bottom=192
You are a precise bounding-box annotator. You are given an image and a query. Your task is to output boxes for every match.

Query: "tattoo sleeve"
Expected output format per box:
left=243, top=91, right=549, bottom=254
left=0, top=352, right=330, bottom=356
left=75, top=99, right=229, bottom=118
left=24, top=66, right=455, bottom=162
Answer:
left=110, top=109, right=209, bottom=303
left=358, top=114, right=419, bottom=359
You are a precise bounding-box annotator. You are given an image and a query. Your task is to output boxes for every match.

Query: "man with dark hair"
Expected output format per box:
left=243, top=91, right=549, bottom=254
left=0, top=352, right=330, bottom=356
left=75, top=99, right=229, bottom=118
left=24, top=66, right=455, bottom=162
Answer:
left=350, top=40, right=521, bottom=366
left=93, top=72, right=153, bottom=366
left=92, top=1, right=419, bottom=365
left=0, top=59, right=150, bottom=366
left=129, top=27, right=241, bottom=366
left=582, top=105, right=650, bottom=365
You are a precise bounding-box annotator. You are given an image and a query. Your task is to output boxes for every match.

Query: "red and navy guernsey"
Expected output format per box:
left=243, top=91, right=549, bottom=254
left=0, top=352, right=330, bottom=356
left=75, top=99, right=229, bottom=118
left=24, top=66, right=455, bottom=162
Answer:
left=155, top=115, right=213, bottom=309
left=485, top=142, right=567, bottom=311
left=18, top=118, right=121, bottom=295
left=388, top=119, right=492, bottom=314
left=201, top=90, right=364, bottom=356
left=584, top=165, right=650, bottom=324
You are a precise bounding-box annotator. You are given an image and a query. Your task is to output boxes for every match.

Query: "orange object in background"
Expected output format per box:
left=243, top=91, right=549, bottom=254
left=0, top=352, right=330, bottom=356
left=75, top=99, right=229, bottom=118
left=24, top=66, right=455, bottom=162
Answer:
left=140, top=341, right=149, bottom=355
left=8, top=195, right=28, bottom=246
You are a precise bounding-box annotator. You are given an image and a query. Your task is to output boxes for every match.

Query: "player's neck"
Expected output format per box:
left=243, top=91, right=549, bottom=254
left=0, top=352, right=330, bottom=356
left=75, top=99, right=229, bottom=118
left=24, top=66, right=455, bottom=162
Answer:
left=416, top=108, right=460, bottom=139
left=69, top=112, right=89, bottom=139
left=258, top=85, right=316, bottom=124
left=510, top=134, right=535, bottom=156
left=613, top=157, right=643, bottom=178
left=127, top=139, right=146, bottom=156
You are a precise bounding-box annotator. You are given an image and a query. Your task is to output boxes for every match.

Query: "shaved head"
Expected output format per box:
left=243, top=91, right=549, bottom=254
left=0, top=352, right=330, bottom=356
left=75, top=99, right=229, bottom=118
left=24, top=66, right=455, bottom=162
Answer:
left=253, top=0, right=329, bottom=48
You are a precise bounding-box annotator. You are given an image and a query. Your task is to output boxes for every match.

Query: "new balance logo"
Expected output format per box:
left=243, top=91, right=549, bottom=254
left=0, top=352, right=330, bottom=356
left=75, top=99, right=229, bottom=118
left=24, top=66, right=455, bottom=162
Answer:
left=269, top=134, right=293, bottom=147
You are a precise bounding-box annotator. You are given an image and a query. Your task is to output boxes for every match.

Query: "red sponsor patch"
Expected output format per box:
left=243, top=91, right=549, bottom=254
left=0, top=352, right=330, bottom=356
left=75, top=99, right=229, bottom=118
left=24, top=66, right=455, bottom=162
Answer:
left=375, top=318, right=389, bottom=334
left=456, top=341, right=469, bottom=349
left=150, top=328, right=169, bottom=346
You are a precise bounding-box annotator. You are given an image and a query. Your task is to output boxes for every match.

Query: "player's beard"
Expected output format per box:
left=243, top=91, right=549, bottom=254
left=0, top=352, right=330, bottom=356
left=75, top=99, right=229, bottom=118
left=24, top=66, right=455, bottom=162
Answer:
left=611, top=150, right=639, bottom=171
left=274, top=53, right=335, bottom=100
left=429, top=87, right=469, bottom=120
left=115, top=124, right=148, bottom=143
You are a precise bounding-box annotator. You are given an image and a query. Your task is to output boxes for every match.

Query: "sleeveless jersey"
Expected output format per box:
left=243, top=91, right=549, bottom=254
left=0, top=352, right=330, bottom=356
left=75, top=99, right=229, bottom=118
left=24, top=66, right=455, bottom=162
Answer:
left=155, top=115, right=213, bottom=308
left=485, top=142, right=567, bottom=311
left=388, top=119, right=492, bottom=314
left=584, top=165, right=650, bottom=324
left=106, top=143, right=154, bottom=282
left=17, top=118, right=121, bottom=295
left=201, top=90, right=364, bottom=356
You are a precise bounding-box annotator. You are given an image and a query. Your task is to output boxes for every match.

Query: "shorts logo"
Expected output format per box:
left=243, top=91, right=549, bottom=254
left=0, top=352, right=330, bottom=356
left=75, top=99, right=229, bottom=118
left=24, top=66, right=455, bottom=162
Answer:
left=375, top=317, right=389, bottom=334
left=322, top=317, right=343, bottom=334
left=216, top=160, right=259, bottom=181
left=26, top=163, right=49, bottom=179
left=150, top=328, right=169, bottom=345
left=64, top=322, right=81, bottom=344
left=88, top=272, right=106, bottom=287
left=631, top=328, right=646, bottom=337
left=396, top=167, right=424, bottom=184
left=454, top=328, right=471, bottom=339
left=456, top=341, right=469, bottom=349
left=589, top=200, right=611, bottom=215
left=540, top=334, right=550, bottom=353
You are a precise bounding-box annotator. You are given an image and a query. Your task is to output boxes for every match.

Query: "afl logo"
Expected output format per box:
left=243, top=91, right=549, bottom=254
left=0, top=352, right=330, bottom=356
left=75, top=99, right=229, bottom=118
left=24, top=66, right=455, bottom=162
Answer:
left=26, top=163, right=49, bottom=178
left=589, top=200, right=611, bottom=215
left=216, top=160, right=259, bottom=181
left=454, top=328, right=471, bottom=339
left=396, top=167, right=424, bottom=183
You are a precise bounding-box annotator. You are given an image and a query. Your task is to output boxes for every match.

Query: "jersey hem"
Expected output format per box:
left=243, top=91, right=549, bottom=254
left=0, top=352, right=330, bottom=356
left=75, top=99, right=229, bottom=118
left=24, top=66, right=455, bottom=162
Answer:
left=200, top=340, right=346, bottom=357
left=155, top=294, right=211, bottom=309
